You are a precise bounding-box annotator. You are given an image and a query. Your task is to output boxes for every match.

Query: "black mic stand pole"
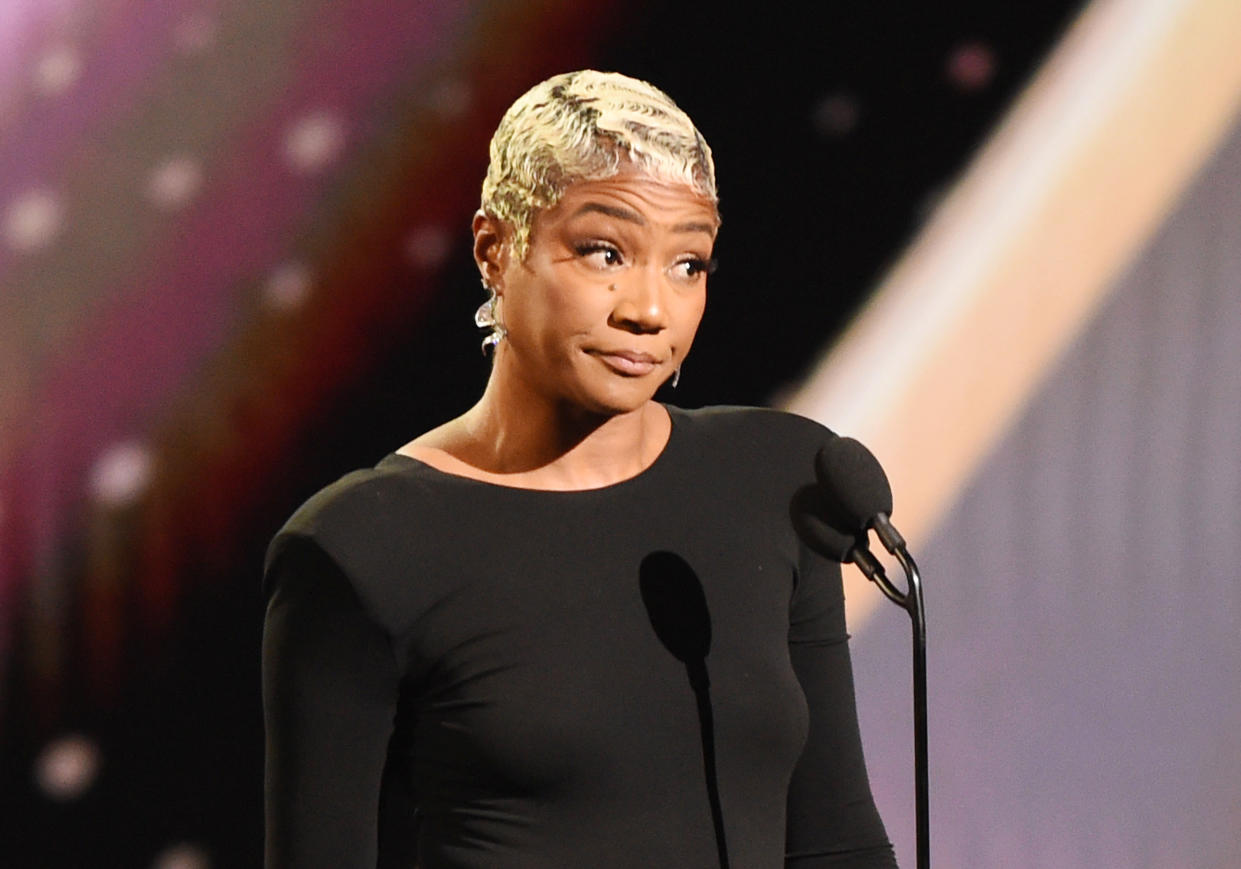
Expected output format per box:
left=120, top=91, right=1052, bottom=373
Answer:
left=892, top=546, right=927, bottom=869
left=852, top=527, right=928, bottom=869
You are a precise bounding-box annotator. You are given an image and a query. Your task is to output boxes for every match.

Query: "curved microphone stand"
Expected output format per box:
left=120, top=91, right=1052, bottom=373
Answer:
left=860, top=518, right=927, bottom=869
left=813, top=436, right=930, bottom=869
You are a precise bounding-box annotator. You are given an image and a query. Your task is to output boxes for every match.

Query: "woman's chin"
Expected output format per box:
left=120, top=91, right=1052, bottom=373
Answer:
left=573, top=375, right=661, bottom=417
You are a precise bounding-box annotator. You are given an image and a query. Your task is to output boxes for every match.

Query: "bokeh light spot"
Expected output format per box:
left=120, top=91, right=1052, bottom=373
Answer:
left=811, top=92, right=860, bottom=138
left=34, top=734, right=102, bottom=801
left=284, top=111, right=347, bottom=174
left=405, top=225, right=452, bottom=269
left=152, top=842, right=212, bottom=869
left=3, top=188, right=64, bottom=252
left=947, top=41, right=997, bottom=91
left=263, top=261, right=314, bottom=311
left=34, top=44, right=83, bottom=96
left=90, top=442, right=154, bottom=507
left=145, top=155, right=204, bottom=210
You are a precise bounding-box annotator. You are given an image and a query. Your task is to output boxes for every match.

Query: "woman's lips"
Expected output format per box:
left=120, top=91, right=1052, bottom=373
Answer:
left=589, top=349, right=662, bottom=376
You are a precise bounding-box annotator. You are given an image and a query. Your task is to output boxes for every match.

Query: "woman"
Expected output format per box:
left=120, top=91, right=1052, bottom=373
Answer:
left=263, top=70, right=897, bottom=868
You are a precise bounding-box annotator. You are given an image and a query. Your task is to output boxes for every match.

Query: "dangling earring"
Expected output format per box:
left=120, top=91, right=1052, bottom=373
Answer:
left=475, top=285, right=507, bottom=355
left=670, top=366, right=681, bottom=389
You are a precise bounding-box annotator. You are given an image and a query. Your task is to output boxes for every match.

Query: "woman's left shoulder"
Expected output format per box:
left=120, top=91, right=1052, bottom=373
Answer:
left=667, top=404, right=835, bottom=451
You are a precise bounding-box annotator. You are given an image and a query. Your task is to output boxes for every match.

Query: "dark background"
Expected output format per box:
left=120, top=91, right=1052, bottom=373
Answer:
left=1, top=2, right=1082, bottom=865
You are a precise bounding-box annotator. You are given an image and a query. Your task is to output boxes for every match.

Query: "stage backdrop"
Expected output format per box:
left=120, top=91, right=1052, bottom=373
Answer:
left=852, top=107, right=1241, bottom=869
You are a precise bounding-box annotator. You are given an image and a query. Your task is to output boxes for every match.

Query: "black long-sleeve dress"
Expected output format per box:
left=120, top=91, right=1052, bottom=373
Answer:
left=262, top=405, right=897, bottom=868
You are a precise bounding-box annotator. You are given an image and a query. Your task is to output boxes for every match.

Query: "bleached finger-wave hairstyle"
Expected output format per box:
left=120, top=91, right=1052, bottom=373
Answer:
left=481, top=69, right=718, bottom=259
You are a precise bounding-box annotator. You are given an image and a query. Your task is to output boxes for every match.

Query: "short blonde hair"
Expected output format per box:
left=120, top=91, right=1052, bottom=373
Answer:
left=481, top=70, right=717, bottom=259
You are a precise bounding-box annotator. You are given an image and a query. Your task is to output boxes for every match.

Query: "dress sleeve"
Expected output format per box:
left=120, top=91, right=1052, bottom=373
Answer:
left=785, top=544, right=898, bottom=868
left=262, top=532, right=402, bottom=869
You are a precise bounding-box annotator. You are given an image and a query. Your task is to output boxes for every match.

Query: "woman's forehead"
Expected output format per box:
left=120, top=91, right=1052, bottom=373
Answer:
left=548, top=171, right=719, bottom=230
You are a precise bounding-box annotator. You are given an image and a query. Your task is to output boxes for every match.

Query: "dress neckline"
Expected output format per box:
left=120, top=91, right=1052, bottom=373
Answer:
left=379, top=404, right=682, bottom=495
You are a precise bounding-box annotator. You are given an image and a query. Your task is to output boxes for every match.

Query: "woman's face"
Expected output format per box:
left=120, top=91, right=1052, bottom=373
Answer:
left=485, top=169, right=718, bottom=416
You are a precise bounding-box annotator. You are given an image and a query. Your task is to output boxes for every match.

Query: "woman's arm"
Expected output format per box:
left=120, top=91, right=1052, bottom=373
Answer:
left=262, top=533, right=401, bottom=869
left=786, top=548, right=899, bottom=869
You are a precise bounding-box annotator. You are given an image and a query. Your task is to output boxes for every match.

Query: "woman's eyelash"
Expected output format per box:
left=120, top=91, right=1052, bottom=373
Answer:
left=683, top=257, right=719, bottom=276
left=574, top=241, right=620, bottom=259
left=573, top=243, right=716, bottom=276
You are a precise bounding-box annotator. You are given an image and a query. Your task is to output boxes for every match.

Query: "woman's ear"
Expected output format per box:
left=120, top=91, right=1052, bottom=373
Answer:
left=472, top=210, right=509, bottom=292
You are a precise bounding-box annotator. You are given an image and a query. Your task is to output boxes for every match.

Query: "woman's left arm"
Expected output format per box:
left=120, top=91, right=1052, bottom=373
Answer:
left=785, top=548, right=899, bottom=869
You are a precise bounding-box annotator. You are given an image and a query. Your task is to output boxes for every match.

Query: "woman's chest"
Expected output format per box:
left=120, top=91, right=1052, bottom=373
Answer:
left=387, top=519, right=810, bottom=799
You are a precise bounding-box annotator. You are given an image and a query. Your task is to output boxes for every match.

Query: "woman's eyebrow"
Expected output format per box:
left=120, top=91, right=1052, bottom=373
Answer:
left=571, top=202, right=644, bottom=224
left=570, top=202, right=716, bottom=236
left=671, top=220, right=717, bottom=236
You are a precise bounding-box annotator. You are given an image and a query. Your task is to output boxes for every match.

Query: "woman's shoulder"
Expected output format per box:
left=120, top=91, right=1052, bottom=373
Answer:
left=667, top=404, right=836, bottom=452
left=264, top=457, right=436, bottom=578
left=275, top=459, right=413, bottom=530
left=662, top=404, right=837, bottom=495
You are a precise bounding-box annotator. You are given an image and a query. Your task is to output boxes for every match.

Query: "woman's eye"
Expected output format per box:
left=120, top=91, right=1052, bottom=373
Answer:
left=674, top=257, right=717, bottom=279
left=574, top=242, right=623, bottom=268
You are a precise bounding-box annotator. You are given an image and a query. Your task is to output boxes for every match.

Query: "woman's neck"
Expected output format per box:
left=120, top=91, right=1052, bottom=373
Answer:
left=404, top=376, right=670, bottom=491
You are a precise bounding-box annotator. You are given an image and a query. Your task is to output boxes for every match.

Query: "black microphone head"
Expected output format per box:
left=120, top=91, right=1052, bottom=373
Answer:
left=814, top=436, right=893, bottom=533
left=790, top=485, right=865, bottom=563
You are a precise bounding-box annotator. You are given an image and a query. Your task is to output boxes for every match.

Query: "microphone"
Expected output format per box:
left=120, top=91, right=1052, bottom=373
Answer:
left=814, top=435, right=907, bottom=556
left=812, top=434, right=931, bottom=869
left=789, top=484, right=887, bottom=581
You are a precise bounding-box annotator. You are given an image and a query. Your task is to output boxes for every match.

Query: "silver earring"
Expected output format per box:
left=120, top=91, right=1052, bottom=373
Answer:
left=475, top=285, right=507, bottom=355
left=670, top=367, right=681, bottom=388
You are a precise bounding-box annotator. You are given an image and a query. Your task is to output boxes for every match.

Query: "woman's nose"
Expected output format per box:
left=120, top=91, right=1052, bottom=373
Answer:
left=609, top=272, right=669, bottom=333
